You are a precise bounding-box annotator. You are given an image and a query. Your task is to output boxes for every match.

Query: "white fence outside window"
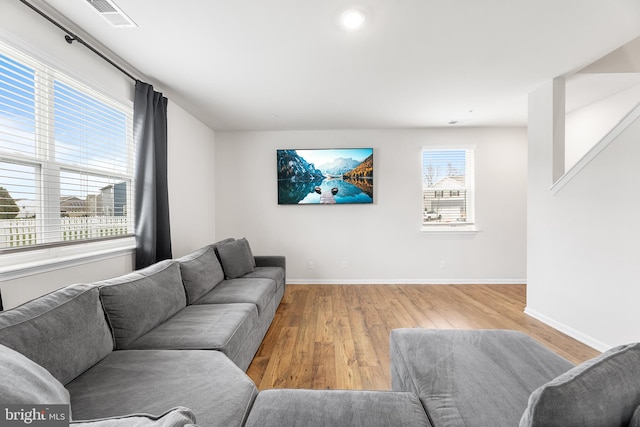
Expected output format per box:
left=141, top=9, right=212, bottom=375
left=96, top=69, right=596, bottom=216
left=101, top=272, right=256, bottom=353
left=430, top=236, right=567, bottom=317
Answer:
left=0, top=217, right=130, bottom=249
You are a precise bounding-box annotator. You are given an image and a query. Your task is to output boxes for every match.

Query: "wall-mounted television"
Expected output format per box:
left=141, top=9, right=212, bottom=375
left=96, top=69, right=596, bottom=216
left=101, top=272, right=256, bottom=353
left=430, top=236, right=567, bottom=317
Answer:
left=277, top=148, right=373, bottom=205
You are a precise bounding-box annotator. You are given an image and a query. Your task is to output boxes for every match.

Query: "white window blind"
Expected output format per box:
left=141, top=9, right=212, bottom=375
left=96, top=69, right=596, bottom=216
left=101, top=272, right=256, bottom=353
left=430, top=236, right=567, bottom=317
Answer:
left=0, top=42, right=134, bottom=252
left=421, top=147, right=475, bottom=230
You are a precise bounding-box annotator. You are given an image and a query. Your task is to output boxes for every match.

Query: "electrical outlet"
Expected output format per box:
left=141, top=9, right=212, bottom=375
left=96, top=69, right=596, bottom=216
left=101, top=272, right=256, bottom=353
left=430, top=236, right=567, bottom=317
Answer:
left=307, top=261, right=314, bottom=270
left=342, top=260, right=348, bottom=269
left=440, top=260, right=447, bottom=269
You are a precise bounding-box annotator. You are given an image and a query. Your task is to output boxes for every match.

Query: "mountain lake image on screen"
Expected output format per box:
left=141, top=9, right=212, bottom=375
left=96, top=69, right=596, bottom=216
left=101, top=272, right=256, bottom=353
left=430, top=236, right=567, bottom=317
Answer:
left=277, top=148, right=373, bottom=205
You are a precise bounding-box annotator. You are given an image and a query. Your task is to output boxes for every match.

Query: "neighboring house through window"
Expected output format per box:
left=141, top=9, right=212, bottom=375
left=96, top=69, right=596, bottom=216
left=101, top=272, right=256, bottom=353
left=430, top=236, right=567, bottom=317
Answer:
left=422, top=147, right=475, bottom=231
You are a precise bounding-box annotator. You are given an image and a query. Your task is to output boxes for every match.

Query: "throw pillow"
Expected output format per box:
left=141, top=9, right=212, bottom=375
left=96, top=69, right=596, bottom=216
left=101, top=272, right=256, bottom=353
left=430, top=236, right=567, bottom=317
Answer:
left=0, top=343, right=70, bottom=405
left=629, top=406, right=640, bottom=427
left=217, top=238, right=255, bottom=279
left=239, top=237, right=257, bottom=268
left=70, top=407, right=197, bottom=426
left=520, top=342, right=640, bottom=427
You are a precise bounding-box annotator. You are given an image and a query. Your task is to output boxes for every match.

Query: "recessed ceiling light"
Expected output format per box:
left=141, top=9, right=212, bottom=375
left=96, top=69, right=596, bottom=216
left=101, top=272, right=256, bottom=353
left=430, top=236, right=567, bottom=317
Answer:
left=340, top=8, right=366, bottom=31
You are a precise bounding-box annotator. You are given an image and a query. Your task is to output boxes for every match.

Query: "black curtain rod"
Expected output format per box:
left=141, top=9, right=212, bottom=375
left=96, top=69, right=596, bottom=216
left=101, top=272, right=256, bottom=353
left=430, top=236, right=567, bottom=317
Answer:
left=19, top=0, right=138, bottom=82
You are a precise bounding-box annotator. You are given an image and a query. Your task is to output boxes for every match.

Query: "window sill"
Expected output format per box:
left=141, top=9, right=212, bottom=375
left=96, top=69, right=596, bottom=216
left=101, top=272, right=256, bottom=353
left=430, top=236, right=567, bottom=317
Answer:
left=421, top=224, right=478, bottom=234
left=0, top=237, right=136, bottom=281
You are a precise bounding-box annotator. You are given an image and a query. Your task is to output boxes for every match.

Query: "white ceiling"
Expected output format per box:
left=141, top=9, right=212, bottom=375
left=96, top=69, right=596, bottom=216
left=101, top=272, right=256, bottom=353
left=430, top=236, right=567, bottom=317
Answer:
left=38, top=0, right=640, bottom=131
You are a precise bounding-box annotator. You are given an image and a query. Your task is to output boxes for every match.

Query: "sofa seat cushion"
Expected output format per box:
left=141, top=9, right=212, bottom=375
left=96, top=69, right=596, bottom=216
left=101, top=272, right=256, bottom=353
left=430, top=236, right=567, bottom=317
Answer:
left=245, top=389, right=432, bottom=427
left=242, top=267, right=285, bottom=292
left=125, top=303, right=259, bottom=363
left=67, top=350, right=257, bottom=427
left=390, top=329, right=574, bottom=427
left=98, top=261, right=187, bottom=349
left=193, top=278, right=276, bottom=315
left=520, top=342, right=640, bottom=427
left=0, top=284, right=113, bottom=385
left=0, top=343, right=70, bottom=405
left=178, top=245, right=225, bottom=304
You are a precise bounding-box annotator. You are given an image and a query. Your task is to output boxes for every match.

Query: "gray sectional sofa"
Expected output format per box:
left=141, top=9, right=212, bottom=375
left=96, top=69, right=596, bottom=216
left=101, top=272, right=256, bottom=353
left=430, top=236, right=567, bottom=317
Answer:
left=391, top=328, right=640, bottom=427
left=0, top=237, right=430, bottom=427
left=0, top=237, right=284, bottom=426
left=2, top=237, right=639, bottom=426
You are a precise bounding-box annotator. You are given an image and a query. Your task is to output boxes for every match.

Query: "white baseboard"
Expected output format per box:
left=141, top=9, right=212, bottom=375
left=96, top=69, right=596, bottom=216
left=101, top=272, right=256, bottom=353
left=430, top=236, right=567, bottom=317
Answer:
left=524, top=307, right=610, bottom=352
left=287, top=278, right=527, bottom=285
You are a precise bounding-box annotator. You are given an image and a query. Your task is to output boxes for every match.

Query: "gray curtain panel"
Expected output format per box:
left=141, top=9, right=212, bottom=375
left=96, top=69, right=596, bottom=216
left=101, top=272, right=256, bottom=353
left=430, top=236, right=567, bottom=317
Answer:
left=133, top=80, right=172, bottom=269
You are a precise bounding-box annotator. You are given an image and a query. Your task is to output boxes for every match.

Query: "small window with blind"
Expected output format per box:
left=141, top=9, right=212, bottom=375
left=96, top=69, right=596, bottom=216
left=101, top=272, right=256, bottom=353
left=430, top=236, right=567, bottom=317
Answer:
left=422, top=147, right=476, bottom=231
left=0, top=41, right=135, bottom=257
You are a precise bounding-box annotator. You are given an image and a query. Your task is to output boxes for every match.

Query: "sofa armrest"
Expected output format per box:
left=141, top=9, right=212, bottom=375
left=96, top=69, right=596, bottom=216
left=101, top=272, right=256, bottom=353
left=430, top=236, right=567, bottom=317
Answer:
left=254, top=256, right=286, bottom=270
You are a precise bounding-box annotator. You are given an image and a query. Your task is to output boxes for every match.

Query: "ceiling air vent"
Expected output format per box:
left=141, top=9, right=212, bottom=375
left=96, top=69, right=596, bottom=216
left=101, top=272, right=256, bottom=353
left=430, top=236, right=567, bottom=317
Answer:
left=86, top=0, right=137, bottom=28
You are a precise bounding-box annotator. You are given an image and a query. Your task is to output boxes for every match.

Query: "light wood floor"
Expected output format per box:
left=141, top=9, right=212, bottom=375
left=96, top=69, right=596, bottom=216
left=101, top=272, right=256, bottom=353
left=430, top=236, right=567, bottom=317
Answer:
left=247, top=284, right=600, bottom=391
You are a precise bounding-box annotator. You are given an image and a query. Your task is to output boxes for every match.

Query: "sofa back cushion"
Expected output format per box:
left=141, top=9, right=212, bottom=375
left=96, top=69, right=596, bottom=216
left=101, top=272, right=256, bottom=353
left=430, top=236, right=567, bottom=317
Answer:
left=178, top=246, right=225, bottom=304
left=520, top=342, right=640, bottom=427
left=0, top=343, right=70, bottom=405
left=0, top=284, right=113, bottom=385
left=98, top=260, right=186, bottom=349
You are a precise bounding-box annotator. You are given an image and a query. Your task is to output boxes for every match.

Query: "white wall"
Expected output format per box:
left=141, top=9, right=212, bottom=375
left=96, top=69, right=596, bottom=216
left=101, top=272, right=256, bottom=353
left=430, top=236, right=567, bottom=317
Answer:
left=0, top=254, right=135, bottom=310
left=167, top=103, right=217, bottom=257
left=527, top=80, right=640, bottom=351
left=0, top=2, right=216, bottom=308
left=215, top=128, right=527, bottom=284
left=565, top=83, right=640, bottom=170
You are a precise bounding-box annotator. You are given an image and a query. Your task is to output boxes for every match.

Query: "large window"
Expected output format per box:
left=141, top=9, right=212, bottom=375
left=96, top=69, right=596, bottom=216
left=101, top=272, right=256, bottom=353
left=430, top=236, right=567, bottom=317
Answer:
left=0, top=42, right=134, bottom=253
left=422, top=147, right=475, bottom=230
